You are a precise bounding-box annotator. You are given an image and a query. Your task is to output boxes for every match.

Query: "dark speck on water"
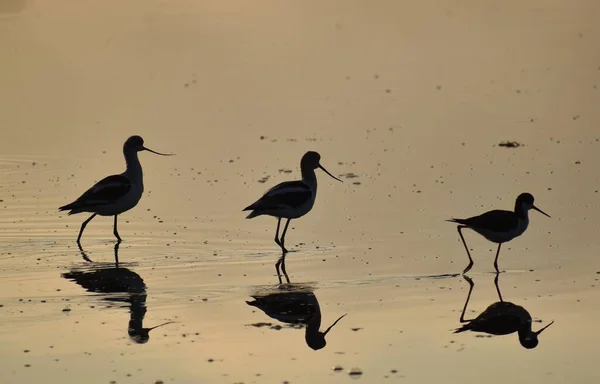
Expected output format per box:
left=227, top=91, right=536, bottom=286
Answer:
left=498, top=141, right=522, bottom=148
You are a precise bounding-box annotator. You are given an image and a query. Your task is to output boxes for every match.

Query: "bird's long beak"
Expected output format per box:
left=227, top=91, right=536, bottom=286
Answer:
left=143, top=146, right=175, bottom=156
left=533, top=205, right=551, bottom=218
left=323, top=313, right=347, bottom=335
left=534, top=320, right=554, bottom=335
left=318, top=165, right=343, bottom=182
left=147, top=321, right=175, bottom=331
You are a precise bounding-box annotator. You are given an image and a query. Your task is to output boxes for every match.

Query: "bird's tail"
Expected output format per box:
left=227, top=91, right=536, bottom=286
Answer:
left=453, top=324, right=471, bottom=333
left=243, top=203, right=262, bottom=219
left=59, top=202, right=81, bottom=215
left=245, top=210, right=261, bottom=219
left=446, top=218, right=467, bottom=225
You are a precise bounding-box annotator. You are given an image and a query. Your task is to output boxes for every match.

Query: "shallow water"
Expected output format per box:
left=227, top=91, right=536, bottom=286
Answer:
left=2, top=1, right=600, bottom=383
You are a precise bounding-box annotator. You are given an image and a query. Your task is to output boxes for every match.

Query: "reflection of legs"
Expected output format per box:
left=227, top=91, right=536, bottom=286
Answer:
left=113, top=215, right=122, bottom=242
left=494, top=272, right=503, bottom=302
left=114, top=242, right=120, bottom=267
left=77, top=242, right=93, bottom=262
left=459, top=275, right=475, bottom=323
left=77, top=214, right=97, bottom=244
left=493, top=243, right=502, bottom=273
left=457, top=226, right=473, bottom=274
left=280, top=219, right=291, bottom=254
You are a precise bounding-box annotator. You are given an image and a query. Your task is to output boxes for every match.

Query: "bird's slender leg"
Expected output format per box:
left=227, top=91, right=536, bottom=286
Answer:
left=493, top=243, right=502, bottom=273
left=279, top=219, right=291, bottom=254
left=77, top=213, right=97, bottom=245
left=274, top=218, right=283, bottom=283
left=459, top=275, right=475, bottom=323
left=280, top=252, right=290, bottom=284
left=114, top=242, right=120, bottom=268
left=494, top=272, right=503, bottom=302
left=274, top=218, right=283, bottom=248
left=275, top=257, right=283, bottom=284
left=113, top=215, right=122, bottom=243
left=457, top=226, right=474, bottom=274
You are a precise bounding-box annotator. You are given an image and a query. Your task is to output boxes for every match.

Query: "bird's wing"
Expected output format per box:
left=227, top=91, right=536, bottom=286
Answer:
left=75, top=174, right=132, bottom=206
left=248, top=181, right=312, bottom=210
left=462, top=210, right=517, bottom=232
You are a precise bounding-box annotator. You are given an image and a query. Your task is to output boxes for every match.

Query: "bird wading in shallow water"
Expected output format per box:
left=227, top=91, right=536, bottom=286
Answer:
left=244, top=151, right=342, bottom=283
left=447, top=192, right=550, bottom=274
left=59, top=135, right=173, bottom=246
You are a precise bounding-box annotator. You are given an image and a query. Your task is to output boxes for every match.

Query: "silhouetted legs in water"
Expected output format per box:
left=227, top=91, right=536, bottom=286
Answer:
left=456, top=226, right=473, bottom=274
left=493, top=243, right=502, bottom=274
left=493, top=272, right=503, bottom=302
left=274, top=218, right=291, bottom=254
left=456, top=225, right=503, bottom=274
left=113, top=215, right=122, bottom=242
left=76, top=213, right=122, bottom=245
left=77, top=213, right=97, bottom=244
left=274, top=217, right=291, bottom=284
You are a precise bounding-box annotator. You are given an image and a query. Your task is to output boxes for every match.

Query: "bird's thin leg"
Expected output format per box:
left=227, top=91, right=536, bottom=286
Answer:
left=279, top=219, right=291, bottom=254
left=494, top=272, right=503, bottom=302
left=274, top=218, right=282, bottom=248
left=459, top=275, right=475, bottom=323
left=275, top=257, right=283, bottom=284
left=114, top=242, right=120, bottom=268
left=77, top=213, right=97, bottom=245
left=493, top=243, right=502, bottom=273
left=457, top=226, right=474, bottom=274
left=280, top=253, right=290, bottom=284
left=113, top=215, right=122, bottom=243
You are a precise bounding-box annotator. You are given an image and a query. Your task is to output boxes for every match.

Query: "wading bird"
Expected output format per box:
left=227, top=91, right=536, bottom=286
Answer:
left=59, top=135, right=173, bottom=245
left=448, top=192, right=550, bottom=274
left=244, top=151, right=342, bottom=283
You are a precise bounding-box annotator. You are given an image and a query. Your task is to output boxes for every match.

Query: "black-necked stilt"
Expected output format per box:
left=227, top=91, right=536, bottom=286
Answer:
left=62, top=244, right=174, bottom=344
left=243, top=151, right=342, bottom=283
left=59, top=136, right=173, bottom=246
left=447, top=192, right=550, bottom=274
left=454, top=274, right=554, bottom=349
left=246, top=284, right=346, bottom=350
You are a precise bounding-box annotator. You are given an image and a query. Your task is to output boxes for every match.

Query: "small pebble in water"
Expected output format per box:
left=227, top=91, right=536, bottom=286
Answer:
left=333, top=365, right=344, bottom=372
left=348, top=368, right=363, bottom=377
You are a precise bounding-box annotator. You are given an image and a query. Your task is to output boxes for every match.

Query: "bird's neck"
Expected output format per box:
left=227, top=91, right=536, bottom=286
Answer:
left=514, top=202, right=528, bottom=220
left=124, top=150, right=143, bottom=183
left=301, top=167, right=317, bottom=190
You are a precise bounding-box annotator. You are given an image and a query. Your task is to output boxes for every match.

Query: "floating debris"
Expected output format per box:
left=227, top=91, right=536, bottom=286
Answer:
left=498, top=141, right=522, bottom=148
left=333, top=365, right=344, bottom=372
left=348, top=368, right=363, bottom=377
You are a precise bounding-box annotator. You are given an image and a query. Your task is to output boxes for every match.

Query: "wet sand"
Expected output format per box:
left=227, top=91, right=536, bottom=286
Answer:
left=1, top=1, right=600, bottom=383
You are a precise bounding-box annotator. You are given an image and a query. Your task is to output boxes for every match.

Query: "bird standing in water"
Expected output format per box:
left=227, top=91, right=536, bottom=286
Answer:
left=244, top=151, right=342, bottom=283
left=448, top=192, right=550, bottom=274
left=59, top=135, right=173, bottom=246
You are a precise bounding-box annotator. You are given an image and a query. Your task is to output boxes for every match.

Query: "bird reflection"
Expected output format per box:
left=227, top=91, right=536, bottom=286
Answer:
left=454, top=274, right=554, bottom=349
left=62, top=243, right=173, bottom=343
left=246, top=283, right=346, bottom=350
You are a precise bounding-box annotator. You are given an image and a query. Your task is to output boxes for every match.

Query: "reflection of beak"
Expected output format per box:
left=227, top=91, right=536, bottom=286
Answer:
left=147, top=321, right=175, bottom=331
left=323, top=314, right=347, bottom=335
left=142, top=146, right=175, bottom=156
left=534, top=320, right=554, bottom=335
left=532, top=205, right=551, bottom=218
left=318, top=165, right=343, bottom=182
